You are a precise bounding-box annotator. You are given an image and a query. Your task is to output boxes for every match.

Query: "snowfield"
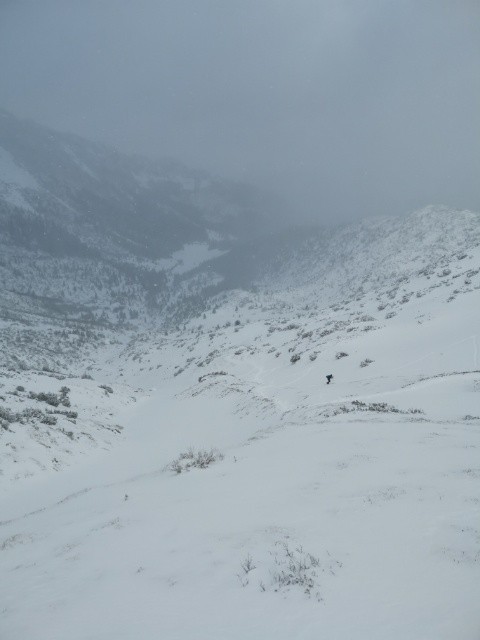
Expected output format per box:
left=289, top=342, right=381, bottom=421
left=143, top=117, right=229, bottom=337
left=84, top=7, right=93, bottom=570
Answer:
left=1, top=208, right=480, bottom=639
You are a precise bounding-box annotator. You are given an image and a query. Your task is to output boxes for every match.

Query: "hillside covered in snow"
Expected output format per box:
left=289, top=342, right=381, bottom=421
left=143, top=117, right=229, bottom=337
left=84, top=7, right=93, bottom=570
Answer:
left=0, top=115, right=480, bottom=639
left=0, top=109, right=280, bottom=326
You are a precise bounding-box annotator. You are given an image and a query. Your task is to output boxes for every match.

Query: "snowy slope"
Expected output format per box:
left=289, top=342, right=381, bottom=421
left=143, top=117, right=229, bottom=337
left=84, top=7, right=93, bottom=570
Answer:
left=0, top=206, right=479, bottom=639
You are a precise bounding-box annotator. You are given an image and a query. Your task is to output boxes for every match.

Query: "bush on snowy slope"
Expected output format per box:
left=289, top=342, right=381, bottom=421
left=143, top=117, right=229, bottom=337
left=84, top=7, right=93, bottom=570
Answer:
left=238, top=540, right=343, bottom=602
left=28, top=386, right=71, bottom=407
left=0, top=403, right=59, bottom=428
left=360, top=358, right=374, bottom=368
left=165, top=447, right=224, bottom=474
left=320, top=401, right=424, bottom=419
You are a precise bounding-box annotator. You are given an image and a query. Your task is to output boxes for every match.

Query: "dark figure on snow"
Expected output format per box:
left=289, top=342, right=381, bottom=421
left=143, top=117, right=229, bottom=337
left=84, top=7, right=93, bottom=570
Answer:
left=326, top=374, right=333, bottom=384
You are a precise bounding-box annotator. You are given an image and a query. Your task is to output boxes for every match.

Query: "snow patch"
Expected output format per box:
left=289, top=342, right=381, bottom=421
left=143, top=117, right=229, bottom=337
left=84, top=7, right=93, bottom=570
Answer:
left=0, top=146, right=39, bottom=211
left=0, top=147, right=39, bottom=189
left=152, top=242, right=226, bottom=274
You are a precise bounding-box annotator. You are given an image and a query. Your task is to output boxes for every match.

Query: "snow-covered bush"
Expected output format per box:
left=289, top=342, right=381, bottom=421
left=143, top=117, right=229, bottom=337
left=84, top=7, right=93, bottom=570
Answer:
left=322, top=400, right=424, bottom=418
left=166, top=448, right=224, bottom=474
left=237, top=554, right=256, bottom=587
left=360, top=358, right=374, bottom=367
left=238, top=540, right=341, bottom=602
left=0, top=406, right=19, bottom=427
left=99, top=384, right=113, bottom=395
left=270, top=542, right=322, bottom=599
left=28, top=391, right=61, bottom=406
left=28, top=386, right=71, bottom=407
left=336, top=351, right=348, bottom=359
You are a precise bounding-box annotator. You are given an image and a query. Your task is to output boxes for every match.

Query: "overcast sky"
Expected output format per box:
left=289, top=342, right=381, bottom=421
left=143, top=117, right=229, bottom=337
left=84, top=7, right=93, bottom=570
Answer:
left=0, top=0, right=479, bottom=222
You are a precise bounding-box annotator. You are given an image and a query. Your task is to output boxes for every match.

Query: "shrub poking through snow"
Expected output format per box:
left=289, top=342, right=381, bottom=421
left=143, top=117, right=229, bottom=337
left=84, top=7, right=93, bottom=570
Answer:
left=99, top=384, right=114, bottom=395
left=28, top=391, right=61, bottom=407
left=0, top=404, right=77, bottom=429
left=290, top=353, right=300, bottom=364
left=28, top=386, right=71, bottom=407
left=166, top=448, right=224, bottom=474
left=238, top=539, right=342, bottom=602
left=270, top=542, right=322, bottom=599
left=237, top=554, right=257, bottom=587
left=59, top=386, right=71, bottom=407
left=360, top=358, right=374, bottom=367
left=320, top=400, right=424, bottom=418
left=350, top=400, right=423, bottom=414
left=336, top=351, right=348, bottom=359
left=0, top=406, right=19, bottom=428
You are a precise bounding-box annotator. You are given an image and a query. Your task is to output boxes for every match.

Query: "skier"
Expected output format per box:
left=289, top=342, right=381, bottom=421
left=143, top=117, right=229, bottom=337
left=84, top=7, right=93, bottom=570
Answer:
left=326, top=374, right=333, bottom=384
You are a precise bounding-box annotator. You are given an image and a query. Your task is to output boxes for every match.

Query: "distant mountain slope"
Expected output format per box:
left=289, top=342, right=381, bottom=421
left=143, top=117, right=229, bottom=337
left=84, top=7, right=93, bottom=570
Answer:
left=0, top=109, right=275, bottom=255
left=207, top=205, right=480, bottom=308
left=259, top=206, right=480, bottom=296
left=0, top=109, right=278, bottom=325
left=1, top=110, right=479, bottom=347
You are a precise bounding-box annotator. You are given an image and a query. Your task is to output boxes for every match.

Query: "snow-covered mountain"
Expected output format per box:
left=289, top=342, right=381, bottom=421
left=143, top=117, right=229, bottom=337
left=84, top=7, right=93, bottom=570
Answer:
left=0, top=113, right=480, bottom=638
left=0, top=109, right=280, bottom=326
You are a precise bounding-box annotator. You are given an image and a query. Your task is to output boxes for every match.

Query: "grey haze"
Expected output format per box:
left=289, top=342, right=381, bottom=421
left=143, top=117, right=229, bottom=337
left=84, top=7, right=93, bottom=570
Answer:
left=0, top=0, right=479, bottom=222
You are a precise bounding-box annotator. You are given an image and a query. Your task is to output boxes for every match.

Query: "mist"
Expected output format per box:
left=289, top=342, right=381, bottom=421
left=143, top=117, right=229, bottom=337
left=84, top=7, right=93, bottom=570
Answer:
left=0, top=0, right=479, bottom=223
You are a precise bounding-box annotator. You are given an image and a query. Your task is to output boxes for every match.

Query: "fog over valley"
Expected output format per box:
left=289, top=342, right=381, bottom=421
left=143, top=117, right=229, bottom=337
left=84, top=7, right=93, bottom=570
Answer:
left=1, top=0, right=479, bottom=222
